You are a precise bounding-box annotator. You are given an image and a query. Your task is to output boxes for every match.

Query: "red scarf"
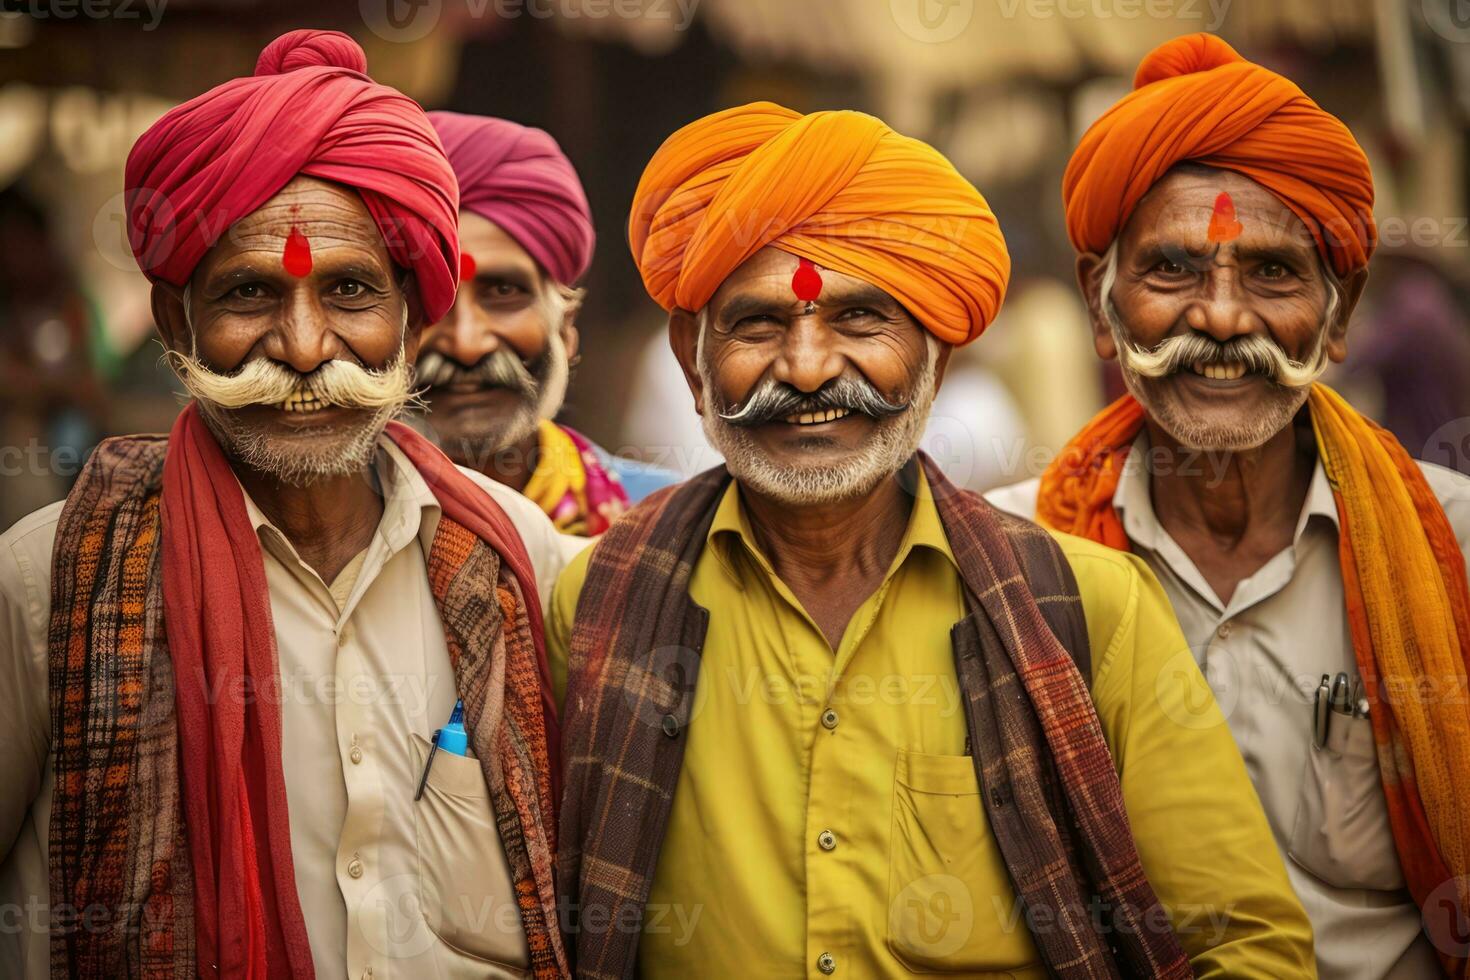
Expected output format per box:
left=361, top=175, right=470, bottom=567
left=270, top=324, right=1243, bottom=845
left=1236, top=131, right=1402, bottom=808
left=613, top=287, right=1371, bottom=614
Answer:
left=159, top=403, right=559, bottom=977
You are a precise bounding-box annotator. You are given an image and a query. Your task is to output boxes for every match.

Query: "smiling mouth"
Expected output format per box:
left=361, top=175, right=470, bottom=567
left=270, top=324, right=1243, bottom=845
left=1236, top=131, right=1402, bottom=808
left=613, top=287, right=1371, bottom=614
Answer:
left=278, top=390, right=329, bottom=413
left=1186, top=361, right=1250, bottom=381
left=781, top=407, right=853, bottom=426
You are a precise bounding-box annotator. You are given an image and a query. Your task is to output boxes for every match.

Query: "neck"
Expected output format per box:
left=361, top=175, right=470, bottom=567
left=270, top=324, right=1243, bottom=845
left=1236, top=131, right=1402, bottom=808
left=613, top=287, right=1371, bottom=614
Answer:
left=1144, top=413, right=1314, bottom=602
left=479, top=425, right=542, bottom=494
left=234, top=462, right=384, bottom=585
left=739, top=470, right=914, bottom=648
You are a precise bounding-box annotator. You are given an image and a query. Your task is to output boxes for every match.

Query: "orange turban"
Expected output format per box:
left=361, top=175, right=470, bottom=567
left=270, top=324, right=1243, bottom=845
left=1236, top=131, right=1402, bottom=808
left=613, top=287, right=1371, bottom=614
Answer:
left=628, top=102, right=1009, bottom=346
left=1064, top=33, right=1375, bottom=278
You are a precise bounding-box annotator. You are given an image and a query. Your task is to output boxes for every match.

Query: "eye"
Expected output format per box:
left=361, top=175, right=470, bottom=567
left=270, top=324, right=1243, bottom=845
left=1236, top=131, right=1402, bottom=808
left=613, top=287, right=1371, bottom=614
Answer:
left=1258, top=262, right=1291, bottom=280
left=229, top=283, right=267, bottom=300
left=735, top=314, right=777, bottom=327
left=1151, top=259, right=1188, bottom=276
left=838, top=307, right=877, bottom=320
left=335, top=279, right=368, bottom=297
left=483, top=280, right=526, bottom=298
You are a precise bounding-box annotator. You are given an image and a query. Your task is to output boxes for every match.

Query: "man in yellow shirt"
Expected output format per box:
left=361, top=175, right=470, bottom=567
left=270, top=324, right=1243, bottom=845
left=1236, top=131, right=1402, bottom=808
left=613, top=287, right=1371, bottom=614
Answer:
left=550, top=102, right=1313, bottom=978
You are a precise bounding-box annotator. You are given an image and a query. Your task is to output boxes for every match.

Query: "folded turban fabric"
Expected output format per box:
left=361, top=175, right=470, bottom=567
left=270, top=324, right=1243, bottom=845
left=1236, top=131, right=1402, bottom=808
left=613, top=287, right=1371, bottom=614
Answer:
left=1063, top=33, right=1375, bottom=278
left=628, top=102, right=1009, bottom=346
left=429, top=111, right=595, bottom=285
left=124, top=29, right=461, bottom=321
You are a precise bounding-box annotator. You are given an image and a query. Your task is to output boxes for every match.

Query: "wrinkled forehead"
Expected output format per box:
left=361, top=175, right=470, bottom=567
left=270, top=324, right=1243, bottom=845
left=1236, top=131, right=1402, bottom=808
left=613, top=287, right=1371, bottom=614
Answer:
left=215, top=175, right=394, bottom=264
left=458, top=211, right=541, bottom=276
left=1118, top=165, right=1319, bottom=260
left=705, top=245, right=897, bottom=311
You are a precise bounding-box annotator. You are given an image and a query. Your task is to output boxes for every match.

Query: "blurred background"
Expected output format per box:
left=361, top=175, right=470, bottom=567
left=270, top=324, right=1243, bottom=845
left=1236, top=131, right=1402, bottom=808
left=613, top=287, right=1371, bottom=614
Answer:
left=1, top=0, right=1468, bottom=528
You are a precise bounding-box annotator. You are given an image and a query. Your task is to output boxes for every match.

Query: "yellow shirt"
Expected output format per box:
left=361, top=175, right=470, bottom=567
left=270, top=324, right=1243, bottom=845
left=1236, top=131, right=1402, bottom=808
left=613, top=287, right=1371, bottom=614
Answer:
left=548, top=472, right=1314, bottom=979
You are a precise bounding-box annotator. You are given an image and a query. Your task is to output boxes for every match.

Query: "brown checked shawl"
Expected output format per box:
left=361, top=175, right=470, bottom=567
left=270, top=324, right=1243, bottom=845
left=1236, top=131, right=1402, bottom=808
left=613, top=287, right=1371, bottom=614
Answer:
left=47, top=432, right=567, bottom=979
left=558, top=453, right=1190, bottom=980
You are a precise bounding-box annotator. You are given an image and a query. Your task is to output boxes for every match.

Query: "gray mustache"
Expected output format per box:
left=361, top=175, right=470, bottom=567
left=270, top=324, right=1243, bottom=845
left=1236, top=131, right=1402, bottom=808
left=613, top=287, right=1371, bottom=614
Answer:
left=719, top=375, right=909, bottom=428
left=416, top=348, right=535, bottom=395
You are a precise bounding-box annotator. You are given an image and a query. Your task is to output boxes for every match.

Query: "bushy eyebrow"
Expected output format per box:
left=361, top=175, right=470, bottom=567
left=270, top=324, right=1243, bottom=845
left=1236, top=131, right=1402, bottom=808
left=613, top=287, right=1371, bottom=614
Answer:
left=200, top=256, right=394, bottom=296
left=714, top=283, right=902, bottom=323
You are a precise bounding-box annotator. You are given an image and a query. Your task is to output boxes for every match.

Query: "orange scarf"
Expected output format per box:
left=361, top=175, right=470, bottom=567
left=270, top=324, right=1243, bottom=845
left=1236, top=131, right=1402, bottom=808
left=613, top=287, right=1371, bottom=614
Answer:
left=1038, top=385, right=1470, bottom=976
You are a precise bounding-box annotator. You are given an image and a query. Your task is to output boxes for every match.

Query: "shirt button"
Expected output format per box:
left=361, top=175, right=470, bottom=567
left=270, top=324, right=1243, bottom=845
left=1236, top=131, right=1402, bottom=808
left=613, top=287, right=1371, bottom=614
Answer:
left=661, top=714, right=680, bottom=738
left=817, top=830, right=837, bottom=851
left=349, top=745, right=363, bottom=765
left=361, top=969, right=373, bottom=980
left=817, top=952, right=836, bottom=974
left=820, top=708, right=839, bottom=730
left=347, top=856, right=364, bottom=879
left=1217, top=621, right=1233, bottom=639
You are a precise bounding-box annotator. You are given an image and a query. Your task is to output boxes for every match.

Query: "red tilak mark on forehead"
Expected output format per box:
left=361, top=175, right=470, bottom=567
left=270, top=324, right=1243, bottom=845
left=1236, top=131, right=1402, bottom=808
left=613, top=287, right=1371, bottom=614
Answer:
left=1207, top=191, right=1244, bottom=243
left=282, top=226, right=313, bottom=277
left=791, top=258, right=822, bottom=302
left=459, top=252, right=477, bottom=282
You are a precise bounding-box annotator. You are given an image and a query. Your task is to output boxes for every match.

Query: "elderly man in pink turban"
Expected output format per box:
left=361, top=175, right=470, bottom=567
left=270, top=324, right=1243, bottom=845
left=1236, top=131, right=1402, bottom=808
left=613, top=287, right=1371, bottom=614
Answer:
left=0, top=30, right=570, bottom=980
left=416, top=111, right=676, bottom=536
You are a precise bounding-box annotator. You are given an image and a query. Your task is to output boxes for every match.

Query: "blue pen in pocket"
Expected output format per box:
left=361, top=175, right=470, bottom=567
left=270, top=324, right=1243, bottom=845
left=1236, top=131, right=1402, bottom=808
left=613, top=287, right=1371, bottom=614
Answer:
left=414, top=699, right=466, bottom=801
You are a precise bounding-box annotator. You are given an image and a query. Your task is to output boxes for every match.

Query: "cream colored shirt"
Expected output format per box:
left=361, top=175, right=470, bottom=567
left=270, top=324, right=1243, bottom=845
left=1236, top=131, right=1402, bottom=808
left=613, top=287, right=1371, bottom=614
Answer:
left=987, top=438, right=1470, bottom=980
left=0, top=437, right=583, bottom=980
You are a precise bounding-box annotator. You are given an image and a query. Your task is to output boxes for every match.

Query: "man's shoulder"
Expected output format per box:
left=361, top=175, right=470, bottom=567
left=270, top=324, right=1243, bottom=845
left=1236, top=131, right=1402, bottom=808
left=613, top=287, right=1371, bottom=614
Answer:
left=1, top=500, right=65, bottom=591
left=1417, top=459, right=1470, bottom=547
left=552, top=537, right=598, bottom=610
left=453, top=464, right=587, bottom=593
left=983, top=476, right=1041, bottom=521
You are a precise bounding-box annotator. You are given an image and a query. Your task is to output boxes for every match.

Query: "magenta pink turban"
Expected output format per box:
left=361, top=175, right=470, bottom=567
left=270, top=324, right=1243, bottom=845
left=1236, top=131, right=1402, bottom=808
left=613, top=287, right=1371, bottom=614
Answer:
left=124, top=29, right=461, bottom=321
left=429, top=111, right=594, bottom=285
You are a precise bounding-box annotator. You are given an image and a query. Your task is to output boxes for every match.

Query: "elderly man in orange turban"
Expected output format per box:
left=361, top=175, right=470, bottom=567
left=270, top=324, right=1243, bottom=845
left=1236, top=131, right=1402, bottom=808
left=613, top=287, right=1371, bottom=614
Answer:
left=989, top=33, right=1470, bottom=980
left=0, top=30, right=569, bottom=980
left=546, top=101, right=1310, bottom=978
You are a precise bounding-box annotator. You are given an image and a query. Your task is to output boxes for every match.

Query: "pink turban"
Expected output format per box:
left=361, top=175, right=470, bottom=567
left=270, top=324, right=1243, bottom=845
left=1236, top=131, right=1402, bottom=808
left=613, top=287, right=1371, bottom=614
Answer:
left=429, top=111, right=595, bottom=285
left=124, top=29, right=461, bottom=321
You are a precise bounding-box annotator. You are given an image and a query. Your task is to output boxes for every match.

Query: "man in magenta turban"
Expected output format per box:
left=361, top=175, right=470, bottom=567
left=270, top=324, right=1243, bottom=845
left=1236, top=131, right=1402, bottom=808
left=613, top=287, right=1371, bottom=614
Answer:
left=0, top=30, right=571, bottom=980
left=416, top=111, right=676, bottom=536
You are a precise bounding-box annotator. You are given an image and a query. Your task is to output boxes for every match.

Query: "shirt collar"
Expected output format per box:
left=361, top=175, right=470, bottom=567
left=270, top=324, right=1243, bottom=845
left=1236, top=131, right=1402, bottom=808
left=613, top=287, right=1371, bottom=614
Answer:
left=238, top=434, right=442, bottom=560
left=706, top=465, right=958, bottom=587
left=1113, top=431, right=1340, bottom=553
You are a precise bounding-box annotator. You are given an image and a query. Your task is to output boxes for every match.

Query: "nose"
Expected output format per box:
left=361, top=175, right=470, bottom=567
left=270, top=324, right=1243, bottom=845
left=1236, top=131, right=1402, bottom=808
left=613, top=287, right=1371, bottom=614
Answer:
left=1185, top=265, right=1264, bottom=342
left=270, top=290, right=344, bottom=374
left=428, top=292, right=501, bottom=365
left=771, top=318, right=845, bottom=394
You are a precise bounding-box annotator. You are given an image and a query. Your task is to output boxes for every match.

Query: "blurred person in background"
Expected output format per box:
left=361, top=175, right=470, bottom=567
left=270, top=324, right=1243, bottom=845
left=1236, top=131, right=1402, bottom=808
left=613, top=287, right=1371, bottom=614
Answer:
left=0, top=188, right=105, bottom=527
left=551, top=101, right=1312, bottom=979
left=0, top=31, right=569, bottom=980
left=416, top=112, right=676, bottom=537
left=1341, top=252, right=1470, bottom=472
left=990, top=33, right=1470, bottom=979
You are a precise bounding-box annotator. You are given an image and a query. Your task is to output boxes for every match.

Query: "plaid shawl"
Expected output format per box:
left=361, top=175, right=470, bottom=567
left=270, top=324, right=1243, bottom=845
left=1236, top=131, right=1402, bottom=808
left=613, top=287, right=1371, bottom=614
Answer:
left=48, top=416, right=567, bottom=979
left=558, top=453, right=1189, bottom=979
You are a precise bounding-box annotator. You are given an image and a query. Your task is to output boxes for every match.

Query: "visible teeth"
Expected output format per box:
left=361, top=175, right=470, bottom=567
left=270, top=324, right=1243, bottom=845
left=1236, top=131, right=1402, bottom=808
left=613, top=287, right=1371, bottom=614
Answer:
left=781, top=406, right=854, bottom=425
left=278, top=390, right=327, bottom=413
left=1192, top=362, right=1245, bottom=381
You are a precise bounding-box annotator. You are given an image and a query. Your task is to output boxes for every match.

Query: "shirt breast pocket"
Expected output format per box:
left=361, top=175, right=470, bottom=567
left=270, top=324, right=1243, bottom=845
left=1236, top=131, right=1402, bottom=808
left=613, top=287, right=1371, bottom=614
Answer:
left=410, top=733, right=531, bottom=974
left=1287, top=714, right=1404, bottom=892
left=887, top=749, right=1043, bottom=977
